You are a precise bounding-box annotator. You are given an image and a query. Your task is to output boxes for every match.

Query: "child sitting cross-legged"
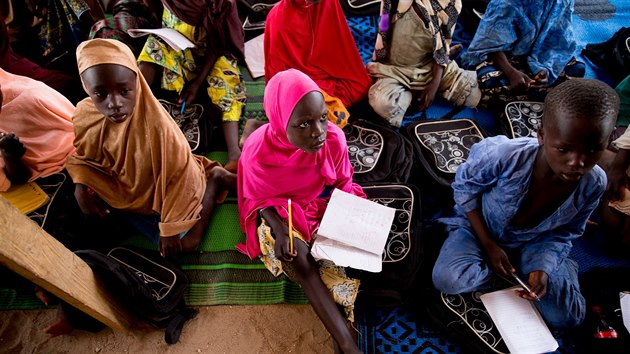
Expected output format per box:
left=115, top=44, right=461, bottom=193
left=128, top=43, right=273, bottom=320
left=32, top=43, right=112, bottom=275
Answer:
left=432, top=78, right=619, bottom=329
left=238, top=69, right=364, bottom=354
left=67, top=39, right=235, bottom=258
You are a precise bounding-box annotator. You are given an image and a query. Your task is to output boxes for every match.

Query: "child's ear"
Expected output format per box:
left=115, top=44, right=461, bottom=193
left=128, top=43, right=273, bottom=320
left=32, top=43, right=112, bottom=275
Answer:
left=537, top=124, right=544, bottom=145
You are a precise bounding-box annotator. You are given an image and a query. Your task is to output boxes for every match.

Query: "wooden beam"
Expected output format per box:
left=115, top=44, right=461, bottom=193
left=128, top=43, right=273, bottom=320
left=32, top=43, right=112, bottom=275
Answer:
left=0, top=196, right=133, bottom=331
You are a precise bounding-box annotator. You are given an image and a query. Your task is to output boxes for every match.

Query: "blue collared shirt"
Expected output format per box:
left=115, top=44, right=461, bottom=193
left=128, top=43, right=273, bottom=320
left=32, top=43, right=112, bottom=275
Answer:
left=440, top=136, right=606, bottom=275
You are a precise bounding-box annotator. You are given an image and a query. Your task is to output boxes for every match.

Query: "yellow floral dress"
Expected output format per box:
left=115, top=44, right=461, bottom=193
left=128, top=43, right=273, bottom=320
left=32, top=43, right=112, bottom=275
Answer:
left=257, top=219, right=360, bottom=321
left=137, top=7, right=246, bottom=122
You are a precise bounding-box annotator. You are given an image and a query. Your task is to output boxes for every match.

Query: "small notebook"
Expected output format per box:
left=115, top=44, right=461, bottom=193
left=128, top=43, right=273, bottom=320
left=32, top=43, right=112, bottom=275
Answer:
left=480, top=287, right=558, bottom=354
left=0, top=182, right=49, bottom=214
left=312, top=188, right=395, bottom=272
left=244, top=33, right=265, bottom=79
left=127, top=28, right=195, bottom=51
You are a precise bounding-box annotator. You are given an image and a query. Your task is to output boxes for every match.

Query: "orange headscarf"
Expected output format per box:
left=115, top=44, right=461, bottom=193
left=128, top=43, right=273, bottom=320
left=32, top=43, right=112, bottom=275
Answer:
left=67, top=39, right=218, bottom=237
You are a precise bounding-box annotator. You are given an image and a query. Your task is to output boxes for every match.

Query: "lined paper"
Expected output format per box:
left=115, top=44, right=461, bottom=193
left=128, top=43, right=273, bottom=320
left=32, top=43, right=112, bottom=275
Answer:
left=312, top=189, right=395, bottom=272
left=481, top=287, right=558, bottom=354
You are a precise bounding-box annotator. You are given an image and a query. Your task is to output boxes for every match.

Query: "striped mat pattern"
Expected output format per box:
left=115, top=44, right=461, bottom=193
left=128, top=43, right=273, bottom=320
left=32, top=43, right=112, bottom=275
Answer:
left=123, top=151, right=308, bottom=306
left=241, top=66, right=267, bottom=122
left=120, top=201, right=308, bottom=306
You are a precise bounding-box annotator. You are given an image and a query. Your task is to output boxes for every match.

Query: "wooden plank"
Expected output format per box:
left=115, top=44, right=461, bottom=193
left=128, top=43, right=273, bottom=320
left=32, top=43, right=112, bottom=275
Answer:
left=0, top=196, right=133, bottom=331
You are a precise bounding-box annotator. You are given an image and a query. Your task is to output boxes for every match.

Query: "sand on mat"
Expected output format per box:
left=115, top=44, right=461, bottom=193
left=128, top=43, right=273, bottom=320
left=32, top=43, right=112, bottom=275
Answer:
left=0, top=304, right=335, bottom=353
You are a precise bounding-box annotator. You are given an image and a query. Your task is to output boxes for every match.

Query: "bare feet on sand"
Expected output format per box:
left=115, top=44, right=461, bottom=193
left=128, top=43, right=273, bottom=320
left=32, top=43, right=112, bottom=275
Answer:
left=239, top=119, right=267, bottom=149
left=44, top=309, right=73, bottom=337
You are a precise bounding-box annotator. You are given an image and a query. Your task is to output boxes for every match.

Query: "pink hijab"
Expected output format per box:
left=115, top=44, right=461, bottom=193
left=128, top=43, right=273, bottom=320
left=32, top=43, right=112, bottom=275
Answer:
left=237, top=69, right=364, bottom=258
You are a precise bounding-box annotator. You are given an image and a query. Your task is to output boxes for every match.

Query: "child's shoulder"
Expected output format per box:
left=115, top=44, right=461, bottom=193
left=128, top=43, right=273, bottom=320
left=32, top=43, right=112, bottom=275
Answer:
left=74, top=97, right=96, bottom=115
left=471, top=136, right=538, bottom=161
left=581, top=163, right=607, bottom=192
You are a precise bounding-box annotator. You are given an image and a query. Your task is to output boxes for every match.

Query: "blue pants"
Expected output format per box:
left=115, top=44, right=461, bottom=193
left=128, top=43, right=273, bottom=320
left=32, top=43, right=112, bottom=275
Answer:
left=431, top=227, right=585, bottom=328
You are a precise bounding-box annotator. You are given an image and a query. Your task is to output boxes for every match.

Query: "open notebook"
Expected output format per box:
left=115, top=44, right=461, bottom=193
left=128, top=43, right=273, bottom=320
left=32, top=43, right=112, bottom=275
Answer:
left=127, top=28, right=195, bottom=52
left=311, top=188, right=395, bottom=272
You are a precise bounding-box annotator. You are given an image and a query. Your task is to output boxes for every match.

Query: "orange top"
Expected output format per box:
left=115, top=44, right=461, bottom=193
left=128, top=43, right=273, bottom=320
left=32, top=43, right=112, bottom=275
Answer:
left=0, top=68, right=76, bottom=192
left=67, top=39, right=218, bottom=237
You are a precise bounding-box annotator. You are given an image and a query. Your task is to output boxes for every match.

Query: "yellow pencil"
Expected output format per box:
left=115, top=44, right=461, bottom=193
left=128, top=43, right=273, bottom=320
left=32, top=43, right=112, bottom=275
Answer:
left=288, top=198, right=294, bottom=253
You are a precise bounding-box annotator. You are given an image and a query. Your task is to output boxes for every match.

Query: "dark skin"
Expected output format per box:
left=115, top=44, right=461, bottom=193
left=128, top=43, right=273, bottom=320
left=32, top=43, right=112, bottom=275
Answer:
left=605, top=148, right=630, bottom=201
left=490, top=51, right=548, bottom=91
left=79, top=64, right=236, bottom=257
left=260, top=91, right=360, bottom=354
left=0, top=82, right=31, bottom=185
left=601, top=147, right=630, bottom=248
left=0, top=132, right=30, bottom=185
left=471, top=112, right=611, bottom=302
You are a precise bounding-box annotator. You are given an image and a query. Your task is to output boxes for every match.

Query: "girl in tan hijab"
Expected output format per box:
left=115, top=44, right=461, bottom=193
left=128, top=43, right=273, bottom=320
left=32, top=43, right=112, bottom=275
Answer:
left=67, top=38, right=234, bottom=257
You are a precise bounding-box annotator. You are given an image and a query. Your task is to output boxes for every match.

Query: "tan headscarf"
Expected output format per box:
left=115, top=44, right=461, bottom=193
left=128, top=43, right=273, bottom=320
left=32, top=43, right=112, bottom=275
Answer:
left=67, top=39, right=219, bottom=237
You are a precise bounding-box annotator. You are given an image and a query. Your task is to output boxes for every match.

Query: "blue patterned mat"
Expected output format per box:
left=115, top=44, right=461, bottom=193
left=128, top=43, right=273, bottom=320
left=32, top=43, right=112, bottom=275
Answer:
left=357, top=306, right=461, bottom=354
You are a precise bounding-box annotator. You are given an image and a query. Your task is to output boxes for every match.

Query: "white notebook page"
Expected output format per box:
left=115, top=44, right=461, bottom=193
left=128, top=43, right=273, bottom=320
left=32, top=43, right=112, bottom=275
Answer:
left=480, top=287, right=558, bottom=354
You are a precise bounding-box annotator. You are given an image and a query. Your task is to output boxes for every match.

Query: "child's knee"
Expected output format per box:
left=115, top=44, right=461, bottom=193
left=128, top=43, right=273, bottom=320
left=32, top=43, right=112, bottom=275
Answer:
left=432, top=256, right=490, bottom=294
left=542, top=297, right=585, bottom=328
left=432, top=264, right=471, bottom=294
left=368, top=81, right=411, bottom=127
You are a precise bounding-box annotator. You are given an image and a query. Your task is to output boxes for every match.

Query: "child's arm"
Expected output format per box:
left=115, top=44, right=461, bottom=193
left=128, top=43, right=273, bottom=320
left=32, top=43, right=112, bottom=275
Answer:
left=178, top=35, right=218, bottom=106
left=452, top=137, right=515, bottom=275
left=0, top=132, right=30, bottom=185
left=467, top=208, right=514, bottom=278
left=489, top=51, right=534, bottom=91
left=606, top=148, right=630, bottom=201
left=260, top=207, right=297, bottom=262
left=417, top=61, right=444, bottom=111
left=74, top=183, right=110, bottom=217
left=158, top=236, right=182, bottom=258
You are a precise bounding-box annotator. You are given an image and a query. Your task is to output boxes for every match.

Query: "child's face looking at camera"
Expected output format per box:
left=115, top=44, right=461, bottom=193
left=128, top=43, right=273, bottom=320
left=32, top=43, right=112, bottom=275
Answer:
left=81, top=64, right=137, bottom=124
left=538, top=112, right=609, bottom=182
left=286, top=91, right=328, bottom=154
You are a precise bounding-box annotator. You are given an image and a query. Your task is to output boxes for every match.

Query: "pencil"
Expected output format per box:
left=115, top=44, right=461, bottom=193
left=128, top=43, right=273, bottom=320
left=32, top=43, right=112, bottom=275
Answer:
left=288, top=199, right=294, bottom=253
left=180, top=100, right=186, bottom=114
left=511, top=272, right=540, bottom=301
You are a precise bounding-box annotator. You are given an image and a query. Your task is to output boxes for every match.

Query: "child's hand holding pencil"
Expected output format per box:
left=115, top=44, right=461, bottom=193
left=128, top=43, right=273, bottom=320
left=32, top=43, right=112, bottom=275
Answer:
left=268, top=200, right=298, bottom=262
left=513, top=270, right=548, bottom=302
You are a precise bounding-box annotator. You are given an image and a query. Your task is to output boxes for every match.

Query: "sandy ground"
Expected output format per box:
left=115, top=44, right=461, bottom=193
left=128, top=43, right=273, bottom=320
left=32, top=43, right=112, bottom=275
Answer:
left=0, top=305, right=335, bottom=353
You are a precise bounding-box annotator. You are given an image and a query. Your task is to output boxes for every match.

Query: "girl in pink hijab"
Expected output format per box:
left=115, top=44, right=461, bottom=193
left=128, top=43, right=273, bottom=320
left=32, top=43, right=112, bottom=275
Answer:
left=238, top=69, right=364, bottom=354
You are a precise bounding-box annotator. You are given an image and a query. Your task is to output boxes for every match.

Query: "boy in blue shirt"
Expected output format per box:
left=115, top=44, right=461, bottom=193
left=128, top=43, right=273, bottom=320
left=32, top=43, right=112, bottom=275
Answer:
left=432, top=78, right=619, bottom=328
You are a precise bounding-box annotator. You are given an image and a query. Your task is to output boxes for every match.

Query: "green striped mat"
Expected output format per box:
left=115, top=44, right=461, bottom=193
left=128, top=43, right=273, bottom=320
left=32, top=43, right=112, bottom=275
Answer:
left=122, top=151, right=307, bottom=306
left=240, top=66, right=268, bottom=123
left=0, top=151, right=306, bottom=310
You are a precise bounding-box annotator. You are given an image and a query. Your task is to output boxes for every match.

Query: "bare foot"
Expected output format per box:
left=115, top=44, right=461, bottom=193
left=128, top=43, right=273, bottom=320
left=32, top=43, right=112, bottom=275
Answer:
left=224, top=157, right=239, bottom=173
left=239, top=119, right=267, bottom=149
left=210, top=167, right=236, bottom=203
left=44, top=309, right=73, bottom=337
left=216, top=190, right=229, bottom=204
left=34, top=286, right=55, bottom=306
